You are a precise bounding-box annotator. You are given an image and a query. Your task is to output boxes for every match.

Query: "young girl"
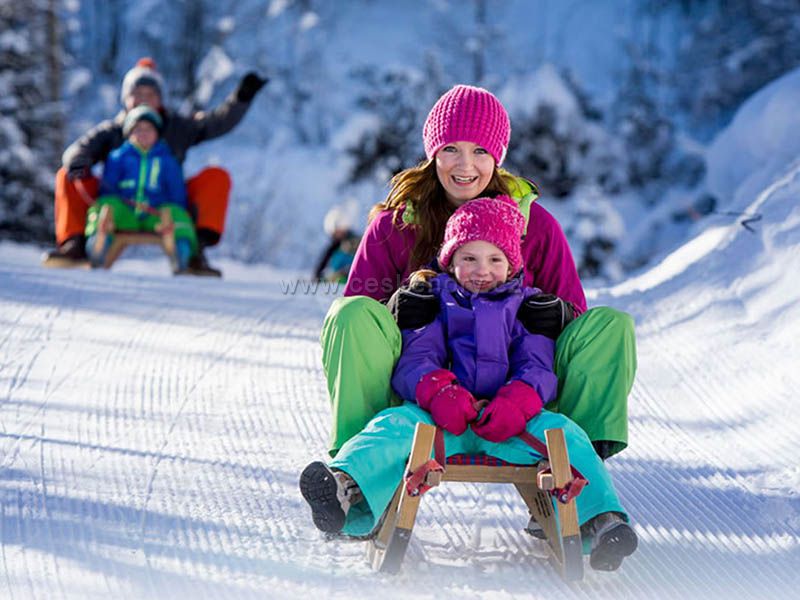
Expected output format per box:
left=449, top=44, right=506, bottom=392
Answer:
left=301, top=196, right=638, bottom=572
left=84, top=104, right=198, bottom=273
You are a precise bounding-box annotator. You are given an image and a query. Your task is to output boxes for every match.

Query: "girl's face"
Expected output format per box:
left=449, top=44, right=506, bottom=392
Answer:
left=450, top=240, right=510, bottom=293
left=435, top=141, right=496, bottom=207
left=129, top=120, right=158, bottom=150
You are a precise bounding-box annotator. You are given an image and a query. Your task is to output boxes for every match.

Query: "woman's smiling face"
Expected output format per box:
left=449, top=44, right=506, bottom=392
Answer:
left=435, top=141, right=496, bottom=207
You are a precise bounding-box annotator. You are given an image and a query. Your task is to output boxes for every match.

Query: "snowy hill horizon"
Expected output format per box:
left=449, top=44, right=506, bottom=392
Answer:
left=6, top=0, right=800, bottom=286
left=2, top=43, right=799, bottom=599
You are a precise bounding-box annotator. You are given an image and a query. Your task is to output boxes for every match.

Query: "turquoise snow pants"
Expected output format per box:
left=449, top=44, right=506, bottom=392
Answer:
left=321, top=296, right=636, bottom=457
left=330, top=403, right=626, bottom=537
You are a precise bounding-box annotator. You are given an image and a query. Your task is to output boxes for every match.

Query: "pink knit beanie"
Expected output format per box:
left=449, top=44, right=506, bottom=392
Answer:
left=423, top=84, right=511, bottom=166
left=438, top=195, right=525, bottom=273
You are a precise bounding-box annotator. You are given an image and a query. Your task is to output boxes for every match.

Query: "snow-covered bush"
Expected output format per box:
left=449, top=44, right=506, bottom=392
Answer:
left=342, top=63, right=442, bottom=184
left=0, top=1, right=62, bottom=242
left=501, top=65, right=627, bottom=198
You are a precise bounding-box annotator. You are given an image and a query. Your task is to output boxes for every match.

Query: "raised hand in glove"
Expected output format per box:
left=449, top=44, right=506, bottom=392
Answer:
left=386, top=278, right=440, bottom=330
left=471, top=380, right=543, bottom=443
left=416, top=369, right=486, bottom=436
left=236, top=72, right=269, bottom=102
left=517, top=293, right=576, bottom=340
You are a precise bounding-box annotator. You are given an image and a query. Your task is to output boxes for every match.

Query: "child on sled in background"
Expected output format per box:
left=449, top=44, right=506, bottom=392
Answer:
left=300, top=195, right=638, bottom=572
left=312, top=204, right=361, bottom=283
left=85, top=104, right=199, bottom=273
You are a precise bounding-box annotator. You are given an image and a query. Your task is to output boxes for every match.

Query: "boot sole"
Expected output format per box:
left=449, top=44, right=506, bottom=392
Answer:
left=299, top=462, right=346, bottom=534
left=41, top=254, right=90, bottom=269
left=590, top=522, right=638, bottom=571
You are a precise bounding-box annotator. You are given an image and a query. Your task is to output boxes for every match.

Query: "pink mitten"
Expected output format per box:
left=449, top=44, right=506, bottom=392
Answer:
left=416, top=369, right=481, bottom=436
left=471, top=380, right=543, bottom=443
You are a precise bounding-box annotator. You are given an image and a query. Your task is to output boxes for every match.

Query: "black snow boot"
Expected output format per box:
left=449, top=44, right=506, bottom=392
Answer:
left=582, top=512, right=638, bottom=571
left=44, top=234, right=88, bottom=264
left=186, top=248, right=222, bottom=278
left=299, top=461, right=362, bottom=534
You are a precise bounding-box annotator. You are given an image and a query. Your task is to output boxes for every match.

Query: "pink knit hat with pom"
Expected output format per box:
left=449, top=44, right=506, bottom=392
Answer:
left=438, top=195, right=525, bottom=273
left=423, top=84, right=511, bottom=166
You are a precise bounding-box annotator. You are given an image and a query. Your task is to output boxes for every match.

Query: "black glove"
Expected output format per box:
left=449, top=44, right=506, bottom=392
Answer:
left=67, top=165, right=91, bottom=181
left=236, top=72, right=269, bottom=102
left=386, top=280, right=440, bottom=330
left=517, top=293, right=576, bottom=340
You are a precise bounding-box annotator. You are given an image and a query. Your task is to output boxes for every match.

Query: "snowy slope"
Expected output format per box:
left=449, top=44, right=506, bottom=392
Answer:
left=1, top=158, right=798, bottom=598
left=3, top=65, right=800, bottom=600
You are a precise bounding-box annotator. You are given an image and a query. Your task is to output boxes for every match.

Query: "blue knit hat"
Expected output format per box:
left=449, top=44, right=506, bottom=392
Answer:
left=122, top=105, right=163, bottom=138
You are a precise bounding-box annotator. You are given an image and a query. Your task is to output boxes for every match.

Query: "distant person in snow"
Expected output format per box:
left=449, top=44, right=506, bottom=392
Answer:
left=46, top=57, right=268, bottom=276
left=312, top=204, right=361, bottom=283
left=320, top=84, right=636, bottom=465
left=301, top=196, right=637, bottom=571
left=85, top=105, right=197, bottom=274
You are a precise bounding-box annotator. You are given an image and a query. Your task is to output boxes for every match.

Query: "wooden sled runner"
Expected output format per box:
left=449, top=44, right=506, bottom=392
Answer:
left=367, top=423, right=585, bottom=582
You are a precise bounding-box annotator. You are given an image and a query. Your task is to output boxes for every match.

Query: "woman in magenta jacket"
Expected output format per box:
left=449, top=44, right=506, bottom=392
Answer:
left=303, top=196, right=638, bottom=571
left=320, top=84, right=636, bottom=461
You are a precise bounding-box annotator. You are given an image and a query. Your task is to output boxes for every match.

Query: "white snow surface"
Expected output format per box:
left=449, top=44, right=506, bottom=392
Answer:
left=705, top=66, right=800, bottom=208
left=2, top=160, right=799, bottom=597
left=3, top=57, right=800, bottom=600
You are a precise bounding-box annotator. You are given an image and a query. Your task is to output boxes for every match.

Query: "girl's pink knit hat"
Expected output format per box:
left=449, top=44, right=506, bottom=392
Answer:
left=423, top=84, right=511, bottom=166
left=438, top=195, right=525, bottom=273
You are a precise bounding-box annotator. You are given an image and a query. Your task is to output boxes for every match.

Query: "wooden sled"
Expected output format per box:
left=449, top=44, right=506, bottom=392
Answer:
left=367, top=423, right=584, bottom=582
left=93, top=204, right=180, bottom=271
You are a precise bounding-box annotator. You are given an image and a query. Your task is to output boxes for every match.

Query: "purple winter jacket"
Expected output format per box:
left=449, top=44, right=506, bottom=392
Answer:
left=344, top=202, right=587, bottom=314
left=391, top=273, right=558, bottom=404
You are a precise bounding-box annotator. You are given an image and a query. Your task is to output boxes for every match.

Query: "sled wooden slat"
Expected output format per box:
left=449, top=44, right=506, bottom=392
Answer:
left=103, top=208, right=177, bottom=269
left=366, top=484, right=402, bottom=569
left=545, top=427, right=583, bottom=581
left=367, top=423, right=584, bottom=582
left=371, top=422, right=436, bottom=574
left=442, top=464, right=536, bottom=483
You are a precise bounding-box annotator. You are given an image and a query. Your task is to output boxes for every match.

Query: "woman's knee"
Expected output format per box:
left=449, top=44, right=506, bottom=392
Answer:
left=583, top=306, right=634, bottom=333
left=324, top=295, right=396, bottom=339
left=366, top=404, right=428, bottom=434
left=327, top=295, right=378, bottom=322
left=532, top=411, right=592, bottom=444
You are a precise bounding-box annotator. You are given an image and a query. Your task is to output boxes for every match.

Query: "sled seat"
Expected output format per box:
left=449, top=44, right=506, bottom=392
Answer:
left=367, top=423, right=584, bottom=582
left=99, top=206, right=178, bottom=270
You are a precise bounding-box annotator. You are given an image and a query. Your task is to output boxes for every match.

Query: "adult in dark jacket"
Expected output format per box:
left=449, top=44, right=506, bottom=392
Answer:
left=46, top=57, right=267, bottom=275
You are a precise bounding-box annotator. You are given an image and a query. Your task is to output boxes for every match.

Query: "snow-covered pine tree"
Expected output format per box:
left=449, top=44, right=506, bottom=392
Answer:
left=344, top=61, right=442, bottom=184
left=665, top=0, right=800, bottom=136
left=499, top=66, right=628, bottom=280
left=502, top=65, right=626, bottom=198
left=0, top=0, right=64, bottom=242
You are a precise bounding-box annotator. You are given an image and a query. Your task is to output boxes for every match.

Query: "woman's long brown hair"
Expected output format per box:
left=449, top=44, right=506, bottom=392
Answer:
left=369, top=159, right=515, bottom=270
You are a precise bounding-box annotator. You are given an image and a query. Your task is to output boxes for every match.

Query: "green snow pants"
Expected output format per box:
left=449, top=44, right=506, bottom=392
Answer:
left=85, top=195, right=199, bottom=254
left=330, top=403, right=626, bottom=537
left=321, top=296, right=636, bottom=457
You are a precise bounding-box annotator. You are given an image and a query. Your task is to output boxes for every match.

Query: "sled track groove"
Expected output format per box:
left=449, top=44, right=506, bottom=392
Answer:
left=2, top=250, right=798, bottom=599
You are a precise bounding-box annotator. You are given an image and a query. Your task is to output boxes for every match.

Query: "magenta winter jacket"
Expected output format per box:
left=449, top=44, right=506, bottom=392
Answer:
left=344, top=201, right=588, bottom=314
